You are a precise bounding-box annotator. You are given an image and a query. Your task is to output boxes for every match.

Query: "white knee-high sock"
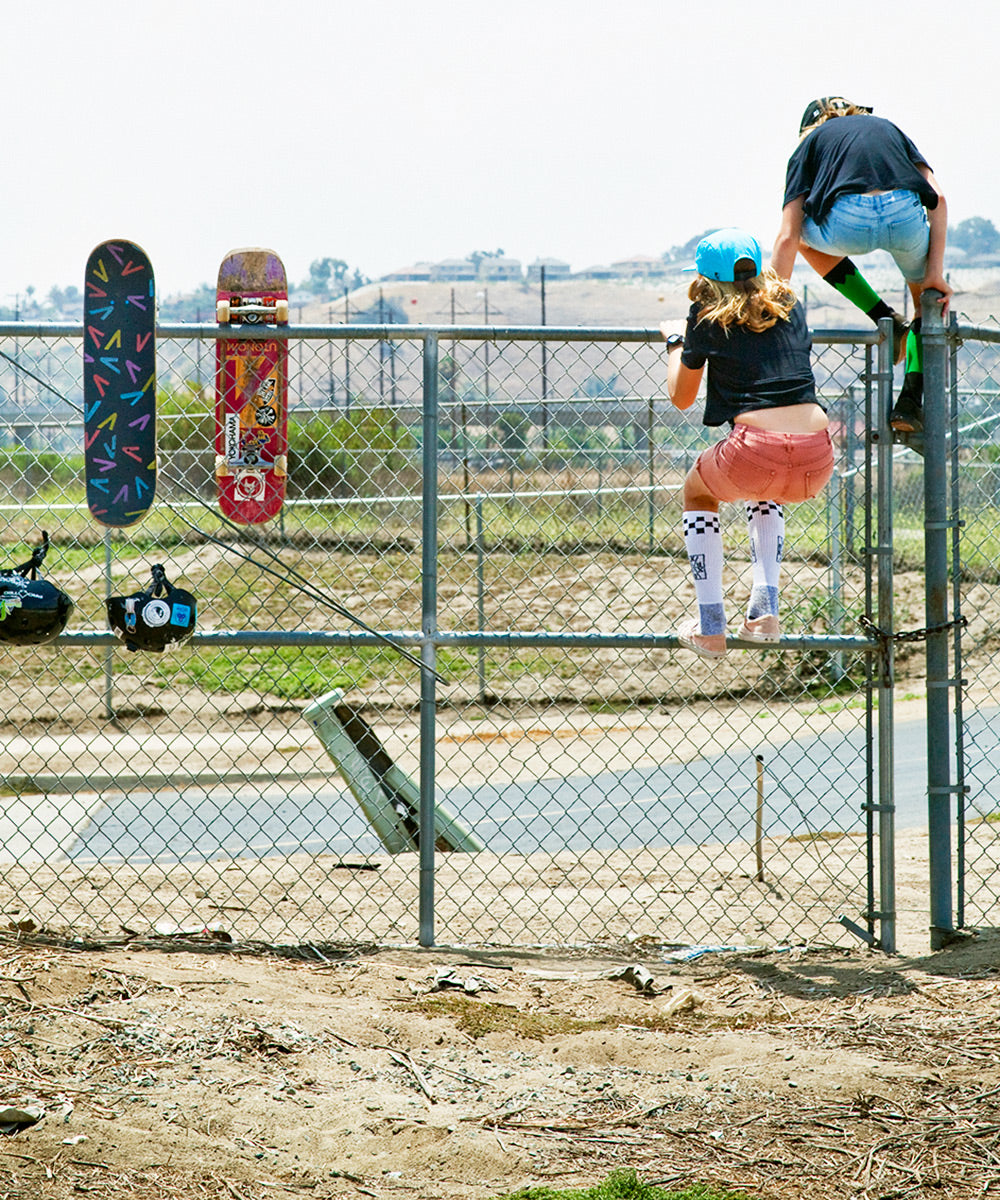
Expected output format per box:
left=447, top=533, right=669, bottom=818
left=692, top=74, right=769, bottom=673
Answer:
left=683, top=510, right=726, bottom=635
left=745, top=501, right=783, bottom=619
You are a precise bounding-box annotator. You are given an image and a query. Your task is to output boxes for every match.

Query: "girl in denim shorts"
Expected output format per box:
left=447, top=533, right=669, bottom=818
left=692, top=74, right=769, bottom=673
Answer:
left=772, top=97, right=950, bottom=434
left=662, top=228, right=834, bottom=659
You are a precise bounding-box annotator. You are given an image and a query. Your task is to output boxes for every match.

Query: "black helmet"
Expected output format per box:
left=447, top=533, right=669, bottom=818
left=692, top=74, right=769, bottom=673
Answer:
left=107, top=563, right=197, bottom=653
left=0, top=532, right=74, bottom=646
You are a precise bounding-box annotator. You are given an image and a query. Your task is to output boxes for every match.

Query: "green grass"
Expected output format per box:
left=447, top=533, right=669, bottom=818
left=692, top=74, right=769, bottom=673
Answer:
left=491, top=1171, right=750, bottom=1200
left=176, top=645, right=382, bottom=698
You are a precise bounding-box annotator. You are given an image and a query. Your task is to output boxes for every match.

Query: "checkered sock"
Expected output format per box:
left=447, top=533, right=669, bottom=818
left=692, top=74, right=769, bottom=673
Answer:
left=682, top=510, right=726, bottom=635
left=745, top=501, right=783, bottom=619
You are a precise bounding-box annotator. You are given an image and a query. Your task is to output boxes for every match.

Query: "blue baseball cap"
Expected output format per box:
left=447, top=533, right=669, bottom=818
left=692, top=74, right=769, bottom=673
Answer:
left=685, top=228, right=763, bottom=282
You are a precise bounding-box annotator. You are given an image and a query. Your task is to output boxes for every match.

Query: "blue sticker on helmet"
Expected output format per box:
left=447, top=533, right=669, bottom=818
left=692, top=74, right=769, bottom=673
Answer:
left=170, top=604, right=192, bottom=627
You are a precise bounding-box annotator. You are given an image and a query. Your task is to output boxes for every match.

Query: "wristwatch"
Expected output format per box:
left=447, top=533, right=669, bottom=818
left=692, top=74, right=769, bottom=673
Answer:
left=665, top=334, right=684, bottom=351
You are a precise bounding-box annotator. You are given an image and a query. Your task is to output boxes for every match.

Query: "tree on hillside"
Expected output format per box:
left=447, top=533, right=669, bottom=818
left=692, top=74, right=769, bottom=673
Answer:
left=662, top=230, right=717, bottom=264
left=307, top=257, right=350, bottom=296
left=468, top=248, right=506, bottom=273
left=157, top=283, right=217, bottom=322
left=48, top=284, right=81, bottom=312
left=949, top=216, right=1000, bottom=259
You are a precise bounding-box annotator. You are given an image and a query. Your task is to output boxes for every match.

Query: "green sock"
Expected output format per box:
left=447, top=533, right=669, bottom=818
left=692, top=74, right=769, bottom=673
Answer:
left=822, top=258, right=894, bottom=324
left=905, top=317, right=923, bottom=374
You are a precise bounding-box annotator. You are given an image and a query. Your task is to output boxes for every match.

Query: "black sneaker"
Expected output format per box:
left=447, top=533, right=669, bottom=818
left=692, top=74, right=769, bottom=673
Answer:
left=889, top=375, right=923, bottom=433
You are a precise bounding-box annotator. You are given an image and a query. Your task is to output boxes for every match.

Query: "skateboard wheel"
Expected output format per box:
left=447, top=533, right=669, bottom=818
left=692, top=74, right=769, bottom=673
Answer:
left=216, top=299, right=231, bottom=324
left=274, top=454, right=287, bottom=477
left=215, top=454, right=231, bottom=478
left=274, top=299, right=289, bottom=324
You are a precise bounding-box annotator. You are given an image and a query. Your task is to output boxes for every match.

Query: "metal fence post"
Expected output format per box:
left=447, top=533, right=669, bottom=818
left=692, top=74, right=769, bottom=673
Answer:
left=949, top=312, right=967, bottom=930
left=475, top=495, right=487, bottom=704
left=647, top=394, right=655, bottom=553
left=828, top=468, right=845, bottom=685
left=922, top=291, right=955, bottom=949
left=419, top=332, right=439, bottom=947
left=103, top=529, right=115, bottom=720
left=875, top=317, right=896, bottom=954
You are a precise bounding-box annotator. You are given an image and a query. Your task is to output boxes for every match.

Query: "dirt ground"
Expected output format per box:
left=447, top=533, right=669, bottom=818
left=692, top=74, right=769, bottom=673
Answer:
left=4, top=356, right=999, bottom=1198
left=2, top=566, right=997, bottom=1199
left=1, top=922, right=999, bottom=1200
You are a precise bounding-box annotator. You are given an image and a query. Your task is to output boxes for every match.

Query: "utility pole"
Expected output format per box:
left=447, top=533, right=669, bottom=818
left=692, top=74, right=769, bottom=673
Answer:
left=540, top=266, right=548, bottom=453
left=344, top=285, right=351, bottom=416
left=378, top=286, right=385, bottom=403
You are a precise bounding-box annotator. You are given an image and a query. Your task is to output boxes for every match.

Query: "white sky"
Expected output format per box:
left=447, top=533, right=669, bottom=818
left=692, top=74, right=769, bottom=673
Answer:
left=4, top=0, right=995, bottom=299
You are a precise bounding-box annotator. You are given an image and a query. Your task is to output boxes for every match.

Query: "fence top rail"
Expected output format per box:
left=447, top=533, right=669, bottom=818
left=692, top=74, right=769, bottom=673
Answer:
left=0, top=320, right=881, bottom=346
left=955, top=322, right=1000, bottom=344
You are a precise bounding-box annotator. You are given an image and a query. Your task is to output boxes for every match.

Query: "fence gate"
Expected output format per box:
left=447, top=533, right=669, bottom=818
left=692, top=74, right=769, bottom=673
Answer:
left=0, top=307, right=977, bottom=955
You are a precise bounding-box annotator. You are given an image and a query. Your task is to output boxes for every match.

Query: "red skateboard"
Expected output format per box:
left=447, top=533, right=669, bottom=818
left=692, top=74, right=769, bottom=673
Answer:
left=215, top=248, right=289, bottom=525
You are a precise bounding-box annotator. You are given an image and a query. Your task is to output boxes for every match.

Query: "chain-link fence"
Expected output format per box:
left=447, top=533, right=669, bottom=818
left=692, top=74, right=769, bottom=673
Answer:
left=942, top=314, right=1000, bottom=939
left=0, top=313, right=928, bottom=953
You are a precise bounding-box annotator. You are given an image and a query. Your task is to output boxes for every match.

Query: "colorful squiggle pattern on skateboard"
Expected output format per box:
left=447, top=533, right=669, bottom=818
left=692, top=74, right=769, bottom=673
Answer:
left=83, top=240, right=156, bottom=526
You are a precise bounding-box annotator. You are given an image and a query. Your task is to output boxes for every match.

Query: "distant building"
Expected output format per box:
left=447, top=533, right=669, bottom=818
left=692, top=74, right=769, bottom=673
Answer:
left=481, top=256, right=523, bottom=281
left=432, top=258, right=478, bottom=282
left=610, top=254, right=666, bottom=279
left=574, top=264, right=614, bottom=280
left=527, top=257, right=571, bottom=281
left=380, top=262, right=433, bottom=282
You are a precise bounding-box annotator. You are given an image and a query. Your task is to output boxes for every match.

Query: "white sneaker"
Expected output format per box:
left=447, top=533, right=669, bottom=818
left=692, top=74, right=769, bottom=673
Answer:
left=737, top=614, right=781, bottom=644
left=677, top=617, right=727, bottom=659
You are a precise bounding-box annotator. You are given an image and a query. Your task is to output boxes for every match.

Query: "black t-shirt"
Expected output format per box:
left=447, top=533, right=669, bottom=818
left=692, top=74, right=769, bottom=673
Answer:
left=680, top=299, right=817, bottom=427
left=783, top=114, right=938, bottom=223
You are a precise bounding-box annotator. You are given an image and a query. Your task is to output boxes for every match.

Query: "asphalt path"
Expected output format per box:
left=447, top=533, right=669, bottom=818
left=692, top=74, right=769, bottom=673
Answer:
left=64, top=711, right=981, bottom=867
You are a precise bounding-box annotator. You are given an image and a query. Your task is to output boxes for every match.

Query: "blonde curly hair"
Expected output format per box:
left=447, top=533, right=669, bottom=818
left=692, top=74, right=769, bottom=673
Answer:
left=689, top=268, right=799, bottom=333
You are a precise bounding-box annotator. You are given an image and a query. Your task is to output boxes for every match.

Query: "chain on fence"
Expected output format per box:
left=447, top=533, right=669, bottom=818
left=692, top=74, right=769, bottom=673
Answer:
left=0, top=319, right=921, bottom=951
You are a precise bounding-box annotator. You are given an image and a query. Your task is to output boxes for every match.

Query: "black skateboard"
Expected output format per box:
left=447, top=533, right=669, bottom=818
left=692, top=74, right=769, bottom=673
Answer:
left=83, top=239, right=156, bottom=526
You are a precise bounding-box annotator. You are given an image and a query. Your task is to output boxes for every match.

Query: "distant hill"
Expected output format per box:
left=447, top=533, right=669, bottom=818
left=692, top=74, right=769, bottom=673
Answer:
left=6, top=262, right=1000, bottom=327
left=291, top=264, right=1000, bottom=329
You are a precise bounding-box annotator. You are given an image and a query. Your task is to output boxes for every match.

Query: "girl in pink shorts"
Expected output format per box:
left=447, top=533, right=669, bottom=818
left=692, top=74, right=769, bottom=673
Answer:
left=662, top=227, right=834, bottom=659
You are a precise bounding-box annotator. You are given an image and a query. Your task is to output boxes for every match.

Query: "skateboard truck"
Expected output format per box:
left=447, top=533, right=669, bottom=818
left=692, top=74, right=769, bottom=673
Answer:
left=216, top=295, right=289, bottom=325
left=215, top=454, right=287, bottom=478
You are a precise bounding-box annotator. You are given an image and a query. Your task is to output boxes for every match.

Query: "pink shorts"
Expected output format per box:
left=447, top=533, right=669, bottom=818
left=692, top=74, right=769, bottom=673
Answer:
left=694, top=424, right=835, bottom=504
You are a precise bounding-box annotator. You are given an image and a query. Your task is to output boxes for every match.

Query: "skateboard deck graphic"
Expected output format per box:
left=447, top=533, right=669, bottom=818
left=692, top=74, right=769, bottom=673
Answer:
left=215, top=248, right=289, bottom=525
left=83, top=239, right=156, bottom=526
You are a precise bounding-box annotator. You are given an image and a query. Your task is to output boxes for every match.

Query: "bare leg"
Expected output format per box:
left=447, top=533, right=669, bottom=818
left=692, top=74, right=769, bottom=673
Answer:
left=907, top=280, right=922, bottom=315
left=801, top=245, right=904, bottom=363
left=683, top=464, right=719, bottom=513
left=799, top=243, right=845, bottom=276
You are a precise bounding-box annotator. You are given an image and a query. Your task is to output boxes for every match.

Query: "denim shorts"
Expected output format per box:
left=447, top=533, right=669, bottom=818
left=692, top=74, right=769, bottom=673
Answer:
left=695, top=425, right=835, bottom=504
left=801, top=190, right=930, bottom=282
